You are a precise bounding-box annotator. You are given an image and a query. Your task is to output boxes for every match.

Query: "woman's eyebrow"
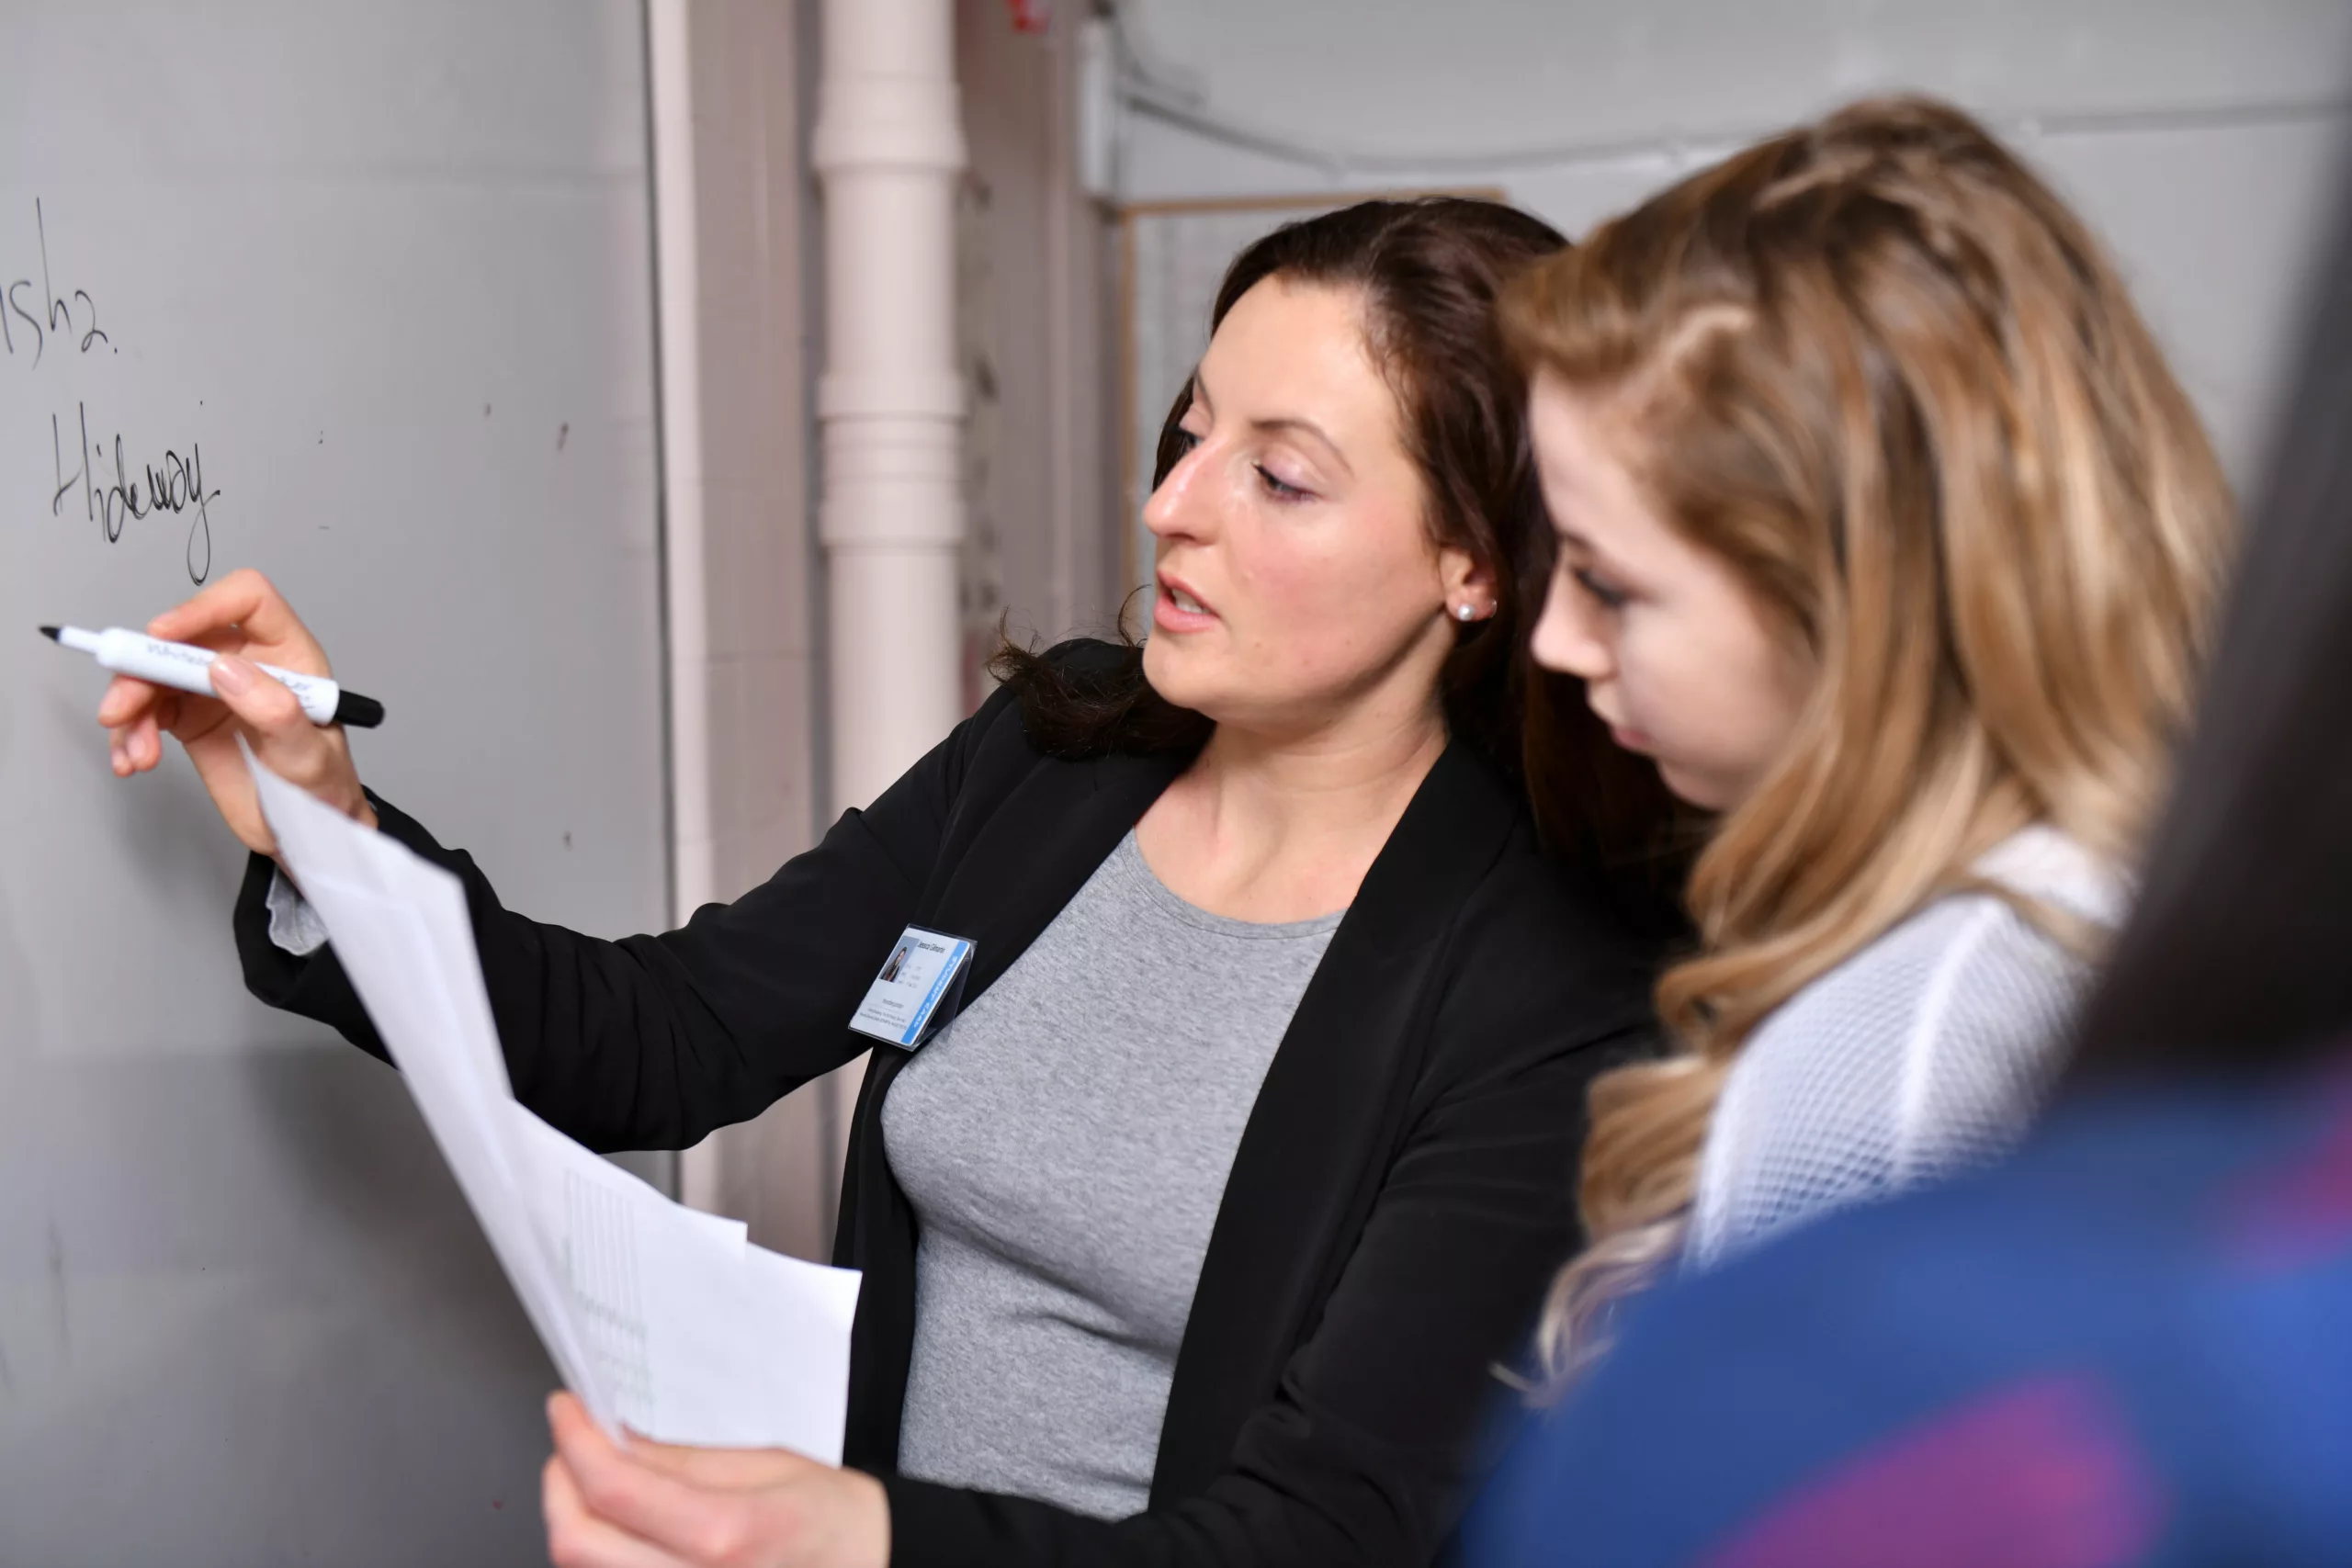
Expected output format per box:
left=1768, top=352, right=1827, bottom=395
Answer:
left=1248, top=415, right=1353, bottom=478
left=1193, top=366, right=1353, bottom=479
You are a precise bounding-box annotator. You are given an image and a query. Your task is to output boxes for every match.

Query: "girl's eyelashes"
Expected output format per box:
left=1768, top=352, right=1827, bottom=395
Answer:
left=1170, top=426, right=1204, bottom=457
left=1570, top=563, right=1630, bottom=610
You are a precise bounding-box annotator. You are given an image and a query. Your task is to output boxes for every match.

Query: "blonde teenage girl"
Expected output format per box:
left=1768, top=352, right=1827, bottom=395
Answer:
left=1501, top=96, right=2235, bottom=1374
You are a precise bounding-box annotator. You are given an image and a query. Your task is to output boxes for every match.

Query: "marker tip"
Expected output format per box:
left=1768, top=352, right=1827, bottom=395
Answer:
left=38, top=626, right=61, bottom=641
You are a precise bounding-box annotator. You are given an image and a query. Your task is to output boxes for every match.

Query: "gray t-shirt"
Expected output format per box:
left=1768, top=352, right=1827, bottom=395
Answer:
left=881, top=830, right=1342, bottom=1519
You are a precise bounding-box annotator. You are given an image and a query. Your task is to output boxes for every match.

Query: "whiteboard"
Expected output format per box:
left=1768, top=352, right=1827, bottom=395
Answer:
left=0, top=4, right=667, bottom=1562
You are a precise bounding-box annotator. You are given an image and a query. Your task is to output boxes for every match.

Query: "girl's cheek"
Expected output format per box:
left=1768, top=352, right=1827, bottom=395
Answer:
left=1619, top=651, right=1672, bottom=735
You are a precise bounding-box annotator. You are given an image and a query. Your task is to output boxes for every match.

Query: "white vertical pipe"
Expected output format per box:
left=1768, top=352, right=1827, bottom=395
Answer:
left=812, top=0, right=969, bottom=818
left=1043, top=22, right=1079, bottom=638
left=648, top=0, right=721, bottom=1211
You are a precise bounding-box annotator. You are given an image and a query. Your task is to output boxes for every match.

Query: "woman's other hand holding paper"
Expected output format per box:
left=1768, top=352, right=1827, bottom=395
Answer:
left=543, top=1393, right=889, bottom=1568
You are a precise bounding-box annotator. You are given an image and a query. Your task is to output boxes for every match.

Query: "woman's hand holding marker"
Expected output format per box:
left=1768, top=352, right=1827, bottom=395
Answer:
left=96, top=568, right=376, bottom=860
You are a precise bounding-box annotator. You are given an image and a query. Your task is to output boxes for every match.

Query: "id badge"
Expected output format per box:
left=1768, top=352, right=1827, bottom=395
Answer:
left=849, top=926, right=977, bottom=1049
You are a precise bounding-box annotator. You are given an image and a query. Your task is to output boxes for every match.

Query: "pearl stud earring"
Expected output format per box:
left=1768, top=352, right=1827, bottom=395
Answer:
left=1455, top=604, right=1477, bottom=622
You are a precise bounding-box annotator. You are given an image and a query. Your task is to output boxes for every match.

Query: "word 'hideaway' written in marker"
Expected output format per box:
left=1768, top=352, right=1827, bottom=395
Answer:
left=10, top=198, right=223, bottom=583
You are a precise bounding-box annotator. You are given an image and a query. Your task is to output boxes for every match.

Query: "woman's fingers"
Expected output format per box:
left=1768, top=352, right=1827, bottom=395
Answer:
left=205, top=654, right=348, bottom=794
left=209, top=654, right=309, bottom=739
left=624, top=1435, right=817, bottom=1491
left=96, top=672, right=161, bottom=729
left=146, top=567, right=333, bottom=677
left=93, top=574, right=369, bottom=851
left=149, top=567, right=306, bottom=647
left=106, top=709, right=165, bottom=774
left=100, top=570, right=326, bottom=749
left=548, top=1395, right=784, bottom=1566
left=544, top=1455, right=690, bottom=1568
left=130, top=710, right=160, bottom=772
left=98, top=675, right=216, bottom=753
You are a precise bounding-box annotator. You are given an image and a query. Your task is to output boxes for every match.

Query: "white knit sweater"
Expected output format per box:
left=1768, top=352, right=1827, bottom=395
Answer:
left=1686, top=826, right=2127, bottom=1269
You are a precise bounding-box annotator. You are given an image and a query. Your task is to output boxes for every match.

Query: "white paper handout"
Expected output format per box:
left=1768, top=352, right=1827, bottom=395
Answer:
left=243, top=743, right=861, bottom=1460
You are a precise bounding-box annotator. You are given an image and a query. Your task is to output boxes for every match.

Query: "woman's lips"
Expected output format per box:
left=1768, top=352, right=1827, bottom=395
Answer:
left=1153, top=578, right=1219, bottom=633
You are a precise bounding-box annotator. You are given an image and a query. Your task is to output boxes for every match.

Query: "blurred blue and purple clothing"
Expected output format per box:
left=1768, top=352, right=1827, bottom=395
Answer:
left=1471, top=1068, right=2352, bottom=1567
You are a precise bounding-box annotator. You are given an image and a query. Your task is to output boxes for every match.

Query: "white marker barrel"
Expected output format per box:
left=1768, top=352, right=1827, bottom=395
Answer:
left=54, top=626, right=382, bottom=728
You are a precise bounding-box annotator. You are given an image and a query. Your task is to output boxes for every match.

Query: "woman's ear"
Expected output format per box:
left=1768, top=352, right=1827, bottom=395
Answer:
left=1439, top=546, right=1500, bottom=623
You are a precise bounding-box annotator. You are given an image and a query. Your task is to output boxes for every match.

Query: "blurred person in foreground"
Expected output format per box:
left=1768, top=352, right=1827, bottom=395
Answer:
left=1469, top=107, right=2352, bottom=1568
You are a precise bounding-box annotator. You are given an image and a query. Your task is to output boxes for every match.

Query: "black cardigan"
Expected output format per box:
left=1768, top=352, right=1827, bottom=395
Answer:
left=235, top=645, right=1666, bottom=1567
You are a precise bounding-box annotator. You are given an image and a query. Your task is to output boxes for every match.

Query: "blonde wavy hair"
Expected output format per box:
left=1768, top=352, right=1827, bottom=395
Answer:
left=1501, top=96, right=2237, bottom=1384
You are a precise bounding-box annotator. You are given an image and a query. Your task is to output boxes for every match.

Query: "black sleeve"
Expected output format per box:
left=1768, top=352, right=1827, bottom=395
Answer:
left=235, top=684, right=1019, bottom=1153
left=876, top=886, right=1651, bottom=1567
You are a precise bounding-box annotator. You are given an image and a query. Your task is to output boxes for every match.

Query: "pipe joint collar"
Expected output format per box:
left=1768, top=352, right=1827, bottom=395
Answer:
left=818, top=370, right=967, bottom=422
left=811, top=83, right=967, bottom=175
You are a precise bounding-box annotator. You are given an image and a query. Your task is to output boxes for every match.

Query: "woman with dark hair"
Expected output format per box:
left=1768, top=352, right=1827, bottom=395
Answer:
left=1469, top=127, right=2352, bottom=1568
left=98, top=199, right=1677, bottom=1566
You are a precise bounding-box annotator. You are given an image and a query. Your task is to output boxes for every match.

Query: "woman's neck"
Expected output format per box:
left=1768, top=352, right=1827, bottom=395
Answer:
left=1135, top=696, right=1449, bottom=924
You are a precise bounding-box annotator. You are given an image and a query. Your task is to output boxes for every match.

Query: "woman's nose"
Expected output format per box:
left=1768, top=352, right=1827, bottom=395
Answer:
left=1142, top=442, right=1210, bottom=541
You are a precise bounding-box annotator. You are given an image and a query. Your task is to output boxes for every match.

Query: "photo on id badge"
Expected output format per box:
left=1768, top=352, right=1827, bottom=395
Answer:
left=850, top=927, right=977, bottom=1049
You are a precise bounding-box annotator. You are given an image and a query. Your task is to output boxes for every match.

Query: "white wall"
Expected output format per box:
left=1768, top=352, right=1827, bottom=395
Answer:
left=659, top=0, right=842, bottom=1263
left=959, top=8, right=1130, bottom=673
left=1112, top=0, right=2352, bottom=479
left=673, top=2, right=1131, bottom=1261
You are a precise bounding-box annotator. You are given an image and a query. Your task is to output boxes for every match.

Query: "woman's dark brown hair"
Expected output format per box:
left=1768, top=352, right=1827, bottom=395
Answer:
left=995, top=196, right=1677, bottom=867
